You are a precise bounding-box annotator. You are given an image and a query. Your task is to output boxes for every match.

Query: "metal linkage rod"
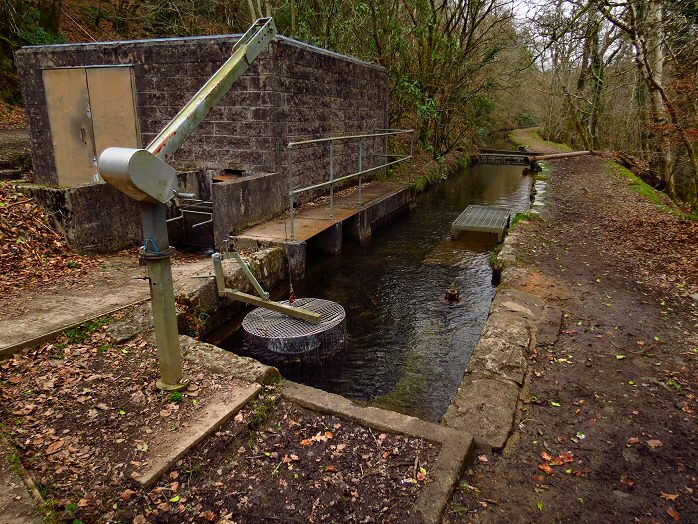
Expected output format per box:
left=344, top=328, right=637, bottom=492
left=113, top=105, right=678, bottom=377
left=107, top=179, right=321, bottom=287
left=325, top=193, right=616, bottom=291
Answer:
left=211, top=252, right=321, bottom=324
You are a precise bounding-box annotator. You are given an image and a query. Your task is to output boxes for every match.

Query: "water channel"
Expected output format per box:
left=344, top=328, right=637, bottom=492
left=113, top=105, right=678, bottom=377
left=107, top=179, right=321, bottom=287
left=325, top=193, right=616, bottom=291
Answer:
left=220, top=157, right=532, bottom=422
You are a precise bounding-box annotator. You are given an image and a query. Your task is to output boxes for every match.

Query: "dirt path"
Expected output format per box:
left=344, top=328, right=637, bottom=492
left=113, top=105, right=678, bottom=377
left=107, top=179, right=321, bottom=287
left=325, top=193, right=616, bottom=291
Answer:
left=446, top=154, right=697, bottom=522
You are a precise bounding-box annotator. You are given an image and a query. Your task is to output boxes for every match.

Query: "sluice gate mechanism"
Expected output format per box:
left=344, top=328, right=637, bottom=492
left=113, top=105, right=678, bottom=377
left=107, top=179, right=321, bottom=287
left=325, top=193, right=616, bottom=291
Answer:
left=211, top=247, right=347, bottom=363
left=242, top=298, right=347, bottom=364
left=97, top=18, right=279, bottom=390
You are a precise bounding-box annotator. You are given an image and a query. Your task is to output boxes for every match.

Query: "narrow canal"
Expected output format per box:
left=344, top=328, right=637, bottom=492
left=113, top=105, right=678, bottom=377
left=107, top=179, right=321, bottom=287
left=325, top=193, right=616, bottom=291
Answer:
left=222, top=158, right=532, bottom=422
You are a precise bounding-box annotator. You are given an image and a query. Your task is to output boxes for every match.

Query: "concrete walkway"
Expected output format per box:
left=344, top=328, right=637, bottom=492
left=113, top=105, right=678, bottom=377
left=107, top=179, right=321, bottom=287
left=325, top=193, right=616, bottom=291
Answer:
left=238, top=181, right=404, bottom=242
left=0, top=259, right=211, bottom=356
left=0, top=437, right=42, bottom=524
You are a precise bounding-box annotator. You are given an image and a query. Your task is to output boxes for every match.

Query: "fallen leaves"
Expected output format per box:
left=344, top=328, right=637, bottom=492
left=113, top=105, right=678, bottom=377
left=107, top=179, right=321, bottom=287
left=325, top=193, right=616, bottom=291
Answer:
left=121, top=489, right=136, bottom=501
left=538, top=450, right=574, bottom=476
left=660, top=492, right=679, bottom=501
left=667, top=507, right=681, bottom=521
left=299, top=431, right=334, bottom=446
left=538, top=463, right=555, bottom=476
left=46, top=439, right=64, bottom=455
left=619, top=475, right=635, bottom=487
left=647, top=439, right=663, bottom=449
left=0, top=181, right=103, bottom=298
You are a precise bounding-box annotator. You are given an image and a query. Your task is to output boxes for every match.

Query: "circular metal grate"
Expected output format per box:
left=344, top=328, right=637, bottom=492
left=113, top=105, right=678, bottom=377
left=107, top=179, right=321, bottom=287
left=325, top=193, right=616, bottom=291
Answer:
left=242, top=298, right=347, bottom=362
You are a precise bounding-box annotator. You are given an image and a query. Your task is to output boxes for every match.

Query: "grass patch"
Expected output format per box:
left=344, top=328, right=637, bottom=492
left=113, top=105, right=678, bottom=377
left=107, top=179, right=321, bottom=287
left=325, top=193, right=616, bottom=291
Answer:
left=247, top=382, right=281, bottom=431
left=605, top=160, right=698, bottom=221
left=510, top=211, right=540, bottom=230
left=509, top=128, right=572, bottom=152
left=63, top=316, right=115, bottom=343
left=606, top=160, right=666, bottom=206
left=488, top=244, right=503, bottom=267
left=413, top=169, right=447, bottom=192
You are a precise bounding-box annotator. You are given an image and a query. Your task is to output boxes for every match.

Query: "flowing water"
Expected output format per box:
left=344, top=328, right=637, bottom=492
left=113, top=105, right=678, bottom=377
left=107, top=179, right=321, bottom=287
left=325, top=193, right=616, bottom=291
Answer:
left=220, top=159, right=532, bottom=422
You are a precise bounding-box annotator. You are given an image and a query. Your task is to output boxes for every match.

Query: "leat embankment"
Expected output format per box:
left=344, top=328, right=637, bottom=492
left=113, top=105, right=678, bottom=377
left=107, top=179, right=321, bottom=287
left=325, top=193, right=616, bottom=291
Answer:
left=444, top=128, right=697, bottom=522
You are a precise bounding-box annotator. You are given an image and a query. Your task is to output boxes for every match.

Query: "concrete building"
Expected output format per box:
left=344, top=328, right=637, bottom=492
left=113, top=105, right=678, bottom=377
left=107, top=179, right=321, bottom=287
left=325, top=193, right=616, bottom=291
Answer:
left=16, top=34, right=389, bottom=252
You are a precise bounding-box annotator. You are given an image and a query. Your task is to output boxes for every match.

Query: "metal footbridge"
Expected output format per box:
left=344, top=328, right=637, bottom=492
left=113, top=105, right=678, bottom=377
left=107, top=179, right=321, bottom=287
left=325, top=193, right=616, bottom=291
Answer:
left=451, top=205, right=511, bottom=241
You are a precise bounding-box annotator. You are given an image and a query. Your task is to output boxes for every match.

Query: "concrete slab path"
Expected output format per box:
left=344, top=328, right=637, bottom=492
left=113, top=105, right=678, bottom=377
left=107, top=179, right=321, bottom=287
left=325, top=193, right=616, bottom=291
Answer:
left=0, top=259, right=211, bottom=356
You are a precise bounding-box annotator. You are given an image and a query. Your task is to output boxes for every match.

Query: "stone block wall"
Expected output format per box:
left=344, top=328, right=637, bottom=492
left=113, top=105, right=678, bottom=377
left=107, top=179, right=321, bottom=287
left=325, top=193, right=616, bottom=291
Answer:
left=16, top=35, right=389, bottom=191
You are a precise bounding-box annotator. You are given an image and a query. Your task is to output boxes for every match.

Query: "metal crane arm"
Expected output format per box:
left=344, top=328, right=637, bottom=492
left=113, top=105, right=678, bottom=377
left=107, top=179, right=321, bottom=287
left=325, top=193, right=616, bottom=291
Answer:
left=148, top=18, right=276, bottom=162
left=95, top=18, right=277, bottom=392
left=99, top=18, right=277, bottom=204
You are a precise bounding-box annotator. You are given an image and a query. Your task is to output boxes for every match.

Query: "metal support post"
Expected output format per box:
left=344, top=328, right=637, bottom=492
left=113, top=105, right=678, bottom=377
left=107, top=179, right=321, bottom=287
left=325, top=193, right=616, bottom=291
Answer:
left=288, top=146, right=294, bottom=241
left=410, top=131, right=415, bottom=169
left=140, top=202, right=189, bottom=391
left=358, top=140, right=364, bottom=208
left=329, top=141, right=334, bottom=220
left=212, top=253, right=226, bottom=295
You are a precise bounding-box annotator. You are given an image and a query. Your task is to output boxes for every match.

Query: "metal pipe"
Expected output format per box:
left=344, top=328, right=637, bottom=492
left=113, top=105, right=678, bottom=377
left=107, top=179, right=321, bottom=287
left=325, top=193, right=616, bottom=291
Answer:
left=181, top=209, right=213, bottom=216
left=230, top=251, right=270, bottom=300
left=290, top=154, right=412, bottom=194
left=358, top=140, right=364, bottom=208
left=527, top=151, right=593, bottom=163
left=329, top=141, right=334, bottom=220
left=139, top=202, right=188, bottom=391
left=191, top=217, right=213, bottom=229
left=288, top=129, right=411, bottom=147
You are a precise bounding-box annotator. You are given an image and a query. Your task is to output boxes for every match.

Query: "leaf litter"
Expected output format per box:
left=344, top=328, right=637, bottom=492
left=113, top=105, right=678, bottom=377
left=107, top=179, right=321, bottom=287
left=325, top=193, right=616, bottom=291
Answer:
left=0, top=317, right=248, bottom=522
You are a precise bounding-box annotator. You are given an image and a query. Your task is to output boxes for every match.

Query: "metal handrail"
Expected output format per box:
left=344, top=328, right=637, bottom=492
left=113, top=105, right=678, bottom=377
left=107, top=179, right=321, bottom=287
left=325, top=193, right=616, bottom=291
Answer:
left=287, top=128, right=414, bottom=240
left=288, top=129, right=414, bottom=147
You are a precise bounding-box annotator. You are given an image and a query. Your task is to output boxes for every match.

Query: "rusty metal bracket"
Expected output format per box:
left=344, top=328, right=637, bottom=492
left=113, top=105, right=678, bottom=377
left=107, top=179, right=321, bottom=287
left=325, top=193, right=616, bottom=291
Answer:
left=212, top=252, right=321, bottom=324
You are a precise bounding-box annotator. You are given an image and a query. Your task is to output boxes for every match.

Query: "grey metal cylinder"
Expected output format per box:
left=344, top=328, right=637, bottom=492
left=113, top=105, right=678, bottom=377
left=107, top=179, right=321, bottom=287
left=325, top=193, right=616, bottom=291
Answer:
left=242, top=298, right=347, bottom=364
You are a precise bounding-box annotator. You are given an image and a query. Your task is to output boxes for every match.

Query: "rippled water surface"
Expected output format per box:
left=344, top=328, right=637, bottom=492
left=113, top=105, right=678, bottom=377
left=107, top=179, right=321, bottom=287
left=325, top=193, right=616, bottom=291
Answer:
left=222, top=159, right=532, bottom=421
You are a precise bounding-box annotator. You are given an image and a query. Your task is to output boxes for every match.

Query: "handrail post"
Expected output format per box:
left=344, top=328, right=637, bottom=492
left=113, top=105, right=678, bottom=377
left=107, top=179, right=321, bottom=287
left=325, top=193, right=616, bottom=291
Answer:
left=288, top=145, right=294, bottom=241
left=329, top=141, right=334, bottom=220
left=409, top=130, right=415, bottom=170
left=358, top=140, right=364, bottom=208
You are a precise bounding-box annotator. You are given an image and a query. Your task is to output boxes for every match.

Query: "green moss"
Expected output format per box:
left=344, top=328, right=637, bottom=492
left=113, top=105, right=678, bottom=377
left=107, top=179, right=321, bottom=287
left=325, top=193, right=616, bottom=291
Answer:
left=64, top=316, right=115, bottom=343
left=413, top=168, right=447, bottom=193
left=605, top=160, right=667, bottom=205
left=488, top=244, right=503, bottom=267
left=605, top=160, right=698, bottom=221
left=510, top=211, right=540, bottom=230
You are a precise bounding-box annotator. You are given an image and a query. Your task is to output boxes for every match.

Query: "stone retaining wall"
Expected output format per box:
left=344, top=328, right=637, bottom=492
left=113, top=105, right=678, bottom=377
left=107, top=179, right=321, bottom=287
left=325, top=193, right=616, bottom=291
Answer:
left=443, top=226, right=562, bottom=450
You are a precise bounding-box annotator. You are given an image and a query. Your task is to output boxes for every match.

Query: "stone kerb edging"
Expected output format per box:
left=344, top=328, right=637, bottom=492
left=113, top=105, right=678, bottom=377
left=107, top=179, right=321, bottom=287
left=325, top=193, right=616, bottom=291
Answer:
left=283, top=381, right=474, bottom=524
left=442, top=229, right=562, bottom=450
